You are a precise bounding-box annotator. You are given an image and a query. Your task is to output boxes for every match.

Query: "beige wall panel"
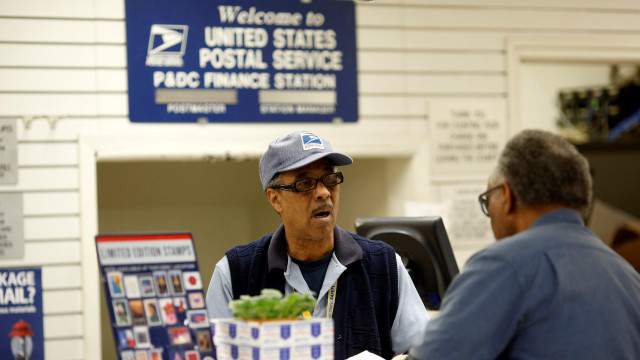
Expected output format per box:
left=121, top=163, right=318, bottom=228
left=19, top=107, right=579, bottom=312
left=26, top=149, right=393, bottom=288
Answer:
left=0, top=44, right=96, bottom=67
left=97, top=69, right=127, bottom=91
left=357, top=29, right=504, bottom=51
left=357, top=5, right=404, bottom=27
left=44, top=314, right=83, bottom=338
left=24, top=192, right=80, bottom=216
left=17, top=117, right=128, bottom=141
left=101, top=0, right=629, bottom=21
left=96, top=45, right=126, bottom=67
left=357, top=6, right=640, bottom=31
left=24, top=216, right=80, bottom=240
left=0, top=18, right=100, bottom=43
left=519, top=48, right=640, bottom=63
left=360, top=73, right=506, bottom=94
left=96, top=21, right=126, bottom=43
left=0, top=0, right=94, bottom=18
left=0, top=18, right=124, bottom=44
left=0, top=69, right=97, bottom=91
left=18, top=143, right=78, bottom=166
left=45, top=339, right=83, bottom=360
left=0, top=241, right=80, bottom=266
left=0, top=94, right=126, bottom=116
left=95, top=0, right=125, bottom=19
left=360, top=95, right=425, bottom=117
left=0, top=44, right=124, bottom=68
left=0, top=93, right=98, bottom=116
left=42, top=265, right=82, bottom=289
left=44, top=289, right=82, bottom=314
left=15, top=116, right=423, bottom=142
left=374, top=0, right=640, bottom=11
left=0, top=168, right=78, bottom=191
left=98, top=93, right=128, bottom=115
left=0, top=18, right=123, bottom=44
left=3, top=92, right=255, bottom=117
left=359, top=51, right=504, bottom=72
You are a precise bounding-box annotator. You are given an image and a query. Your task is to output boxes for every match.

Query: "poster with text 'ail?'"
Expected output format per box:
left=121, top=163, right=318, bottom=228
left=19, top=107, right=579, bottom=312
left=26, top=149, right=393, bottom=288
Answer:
left=0, top=267, right=44, bottom=360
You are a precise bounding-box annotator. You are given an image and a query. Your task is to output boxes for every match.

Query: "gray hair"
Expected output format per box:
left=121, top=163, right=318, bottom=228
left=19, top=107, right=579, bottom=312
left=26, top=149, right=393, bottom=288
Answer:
left=495, top=129, right=593, bottom=215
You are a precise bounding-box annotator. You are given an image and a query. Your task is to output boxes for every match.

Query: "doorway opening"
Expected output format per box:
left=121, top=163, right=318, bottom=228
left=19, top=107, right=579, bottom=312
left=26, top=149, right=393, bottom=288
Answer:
left=96, top=157, right=395, bottom=358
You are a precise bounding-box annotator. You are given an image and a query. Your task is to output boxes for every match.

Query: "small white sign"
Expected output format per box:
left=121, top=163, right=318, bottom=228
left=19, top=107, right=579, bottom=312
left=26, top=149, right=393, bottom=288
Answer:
left=405, top=184, right=493, bottom=244
left=0, top=119, right=18, bottom=185
left=439, top=183, right=494, bottom=243
left=0, top=193, right=24, bottom=259
left=430, top=99, right=506, bottom=178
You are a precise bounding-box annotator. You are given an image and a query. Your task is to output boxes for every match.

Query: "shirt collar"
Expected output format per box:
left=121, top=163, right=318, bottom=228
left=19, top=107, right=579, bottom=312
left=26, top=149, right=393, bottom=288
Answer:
left=267, top=224, right=363, bottom=272
left=530, top=208, right=585, bottom=228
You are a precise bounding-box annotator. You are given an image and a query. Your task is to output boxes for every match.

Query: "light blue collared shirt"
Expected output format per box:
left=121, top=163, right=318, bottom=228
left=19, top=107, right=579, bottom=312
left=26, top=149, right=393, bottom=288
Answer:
left=409, top=209, right=640, bottom=359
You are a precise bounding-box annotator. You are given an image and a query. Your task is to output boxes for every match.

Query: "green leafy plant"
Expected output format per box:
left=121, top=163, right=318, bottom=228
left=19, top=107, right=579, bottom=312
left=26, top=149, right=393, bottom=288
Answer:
left=228, top=289, right=316, bottom=321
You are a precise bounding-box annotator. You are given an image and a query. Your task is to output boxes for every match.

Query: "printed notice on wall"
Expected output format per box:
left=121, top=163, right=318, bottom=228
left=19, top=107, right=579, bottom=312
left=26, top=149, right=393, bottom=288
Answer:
left=0, top=194, right=23, bottom=259
left=0, top=267, right=45, bottom=360
left=405, top=183, right=493, bottom=244
left=96, top=233, right=213, bottom=360
left=125, top=0, right=357, bottom=123
left=0, top=119, right=18, bottom=184
left=429, top=99, right=507, bottom=178
left=438, top=184, right=493, bottom=243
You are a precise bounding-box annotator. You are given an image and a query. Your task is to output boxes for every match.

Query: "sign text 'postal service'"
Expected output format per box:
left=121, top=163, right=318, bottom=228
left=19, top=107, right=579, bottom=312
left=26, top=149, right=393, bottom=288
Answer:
left=126, top=0, right=358, bottom=123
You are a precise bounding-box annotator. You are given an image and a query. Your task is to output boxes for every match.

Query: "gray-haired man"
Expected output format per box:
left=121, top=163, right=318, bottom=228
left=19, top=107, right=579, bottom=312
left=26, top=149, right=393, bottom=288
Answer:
left=206, top=131, right=428, bottom=359
left=409, top=129, right=640, bottom=359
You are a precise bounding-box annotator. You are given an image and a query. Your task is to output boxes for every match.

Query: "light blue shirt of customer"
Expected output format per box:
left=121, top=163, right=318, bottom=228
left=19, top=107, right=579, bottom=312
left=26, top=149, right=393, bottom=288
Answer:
left=410, top=209, right=640, bottom=360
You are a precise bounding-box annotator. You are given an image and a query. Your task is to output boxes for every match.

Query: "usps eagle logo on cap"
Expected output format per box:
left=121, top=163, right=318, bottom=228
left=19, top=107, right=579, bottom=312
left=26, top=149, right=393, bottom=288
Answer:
left=301, top=132, right=325, bottom=151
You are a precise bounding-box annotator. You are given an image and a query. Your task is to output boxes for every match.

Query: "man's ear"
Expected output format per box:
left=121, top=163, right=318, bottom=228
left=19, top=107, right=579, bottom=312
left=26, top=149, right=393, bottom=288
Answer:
left=502, top=182, right=517, bottom=214
left=266, top=188, right=283, bottom=214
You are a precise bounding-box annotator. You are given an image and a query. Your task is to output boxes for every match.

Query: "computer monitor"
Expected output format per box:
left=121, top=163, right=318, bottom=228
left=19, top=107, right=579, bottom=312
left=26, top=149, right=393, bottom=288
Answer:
left=355, top=216, right=459, bottom=310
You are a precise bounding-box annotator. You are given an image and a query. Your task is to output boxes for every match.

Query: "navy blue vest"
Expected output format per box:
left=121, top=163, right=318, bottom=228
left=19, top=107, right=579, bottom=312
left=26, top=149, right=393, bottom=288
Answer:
left=226, top=228, right=399, bottom=360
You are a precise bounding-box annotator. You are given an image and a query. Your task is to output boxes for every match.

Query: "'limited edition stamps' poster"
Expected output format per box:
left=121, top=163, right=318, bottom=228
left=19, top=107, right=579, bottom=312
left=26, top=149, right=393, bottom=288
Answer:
left=96, top=233, right=212, bottom=360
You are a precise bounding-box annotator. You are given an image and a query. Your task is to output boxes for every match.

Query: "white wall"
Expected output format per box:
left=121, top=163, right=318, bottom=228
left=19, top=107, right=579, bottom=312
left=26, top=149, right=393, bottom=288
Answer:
left=3, top=0, right=640, bottom=358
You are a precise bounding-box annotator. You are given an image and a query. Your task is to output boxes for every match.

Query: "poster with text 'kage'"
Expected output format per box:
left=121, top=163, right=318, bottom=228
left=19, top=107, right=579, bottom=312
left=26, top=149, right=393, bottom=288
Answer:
left=96, top=234, right=212, bottom=360
left=0, top=267, right=44, bottom=360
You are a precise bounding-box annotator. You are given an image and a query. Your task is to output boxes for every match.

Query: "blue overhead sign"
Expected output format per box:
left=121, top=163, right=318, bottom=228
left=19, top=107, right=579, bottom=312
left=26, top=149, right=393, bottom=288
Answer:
left=125, top=0, right=358, bottom=123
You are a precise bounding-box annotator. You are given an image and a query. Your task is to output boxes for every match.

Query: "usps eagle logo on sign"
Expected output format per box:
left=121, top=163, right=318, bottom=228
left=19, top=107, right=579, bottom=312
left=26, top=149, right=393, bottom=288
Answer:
left=301, top=132, right=324, bottom=151
left=146, top=24, right=188, bottom=67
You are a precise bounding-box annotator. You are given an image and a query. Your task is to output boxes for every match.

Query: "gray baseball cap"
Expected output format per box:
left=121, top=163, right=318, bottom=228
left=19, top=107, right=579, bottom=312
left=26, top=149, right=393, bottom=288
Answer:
left=259, top=131, right=353, bottom=190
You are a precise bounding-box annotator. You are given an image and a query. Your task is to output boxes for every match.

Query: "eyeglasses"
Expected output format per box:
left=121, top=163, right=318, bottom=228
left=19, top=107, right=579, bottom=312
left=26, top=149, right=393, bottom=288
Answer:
left=270, top=172, right=344, bottom=193
left=478, top=184, right=503, bottom=217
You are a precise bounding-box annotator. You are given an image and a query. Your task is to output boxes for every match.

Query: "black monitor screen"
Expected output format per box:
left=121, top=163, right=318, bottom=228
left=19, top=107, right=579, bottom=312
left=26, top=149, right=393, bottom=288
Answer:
left=355, top=216, right=459, bottom=310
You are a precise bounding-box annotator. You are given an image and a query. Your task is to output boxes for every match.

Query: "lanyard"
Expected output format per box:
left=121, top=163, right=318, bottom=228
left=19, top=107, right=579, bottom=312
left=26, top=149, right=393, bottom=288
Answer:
left=326, top=281, right=337, bottom=319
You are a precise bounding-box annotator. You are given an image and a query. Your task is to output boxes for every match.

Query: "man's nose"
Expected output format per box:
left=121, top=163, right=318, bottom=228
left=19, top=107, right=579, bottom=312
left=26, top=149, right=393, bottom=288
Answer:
left=314, top=181, right=331, bottom=200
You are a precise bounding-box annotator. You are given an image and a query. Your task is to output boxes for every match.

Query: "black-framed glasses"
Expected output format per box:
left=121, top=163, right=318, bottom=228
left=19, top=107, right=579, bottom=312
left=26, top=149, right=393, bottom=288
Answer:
left=270, top=172, right=344, bottom=193
left=478, top=184, right=503, bottom=217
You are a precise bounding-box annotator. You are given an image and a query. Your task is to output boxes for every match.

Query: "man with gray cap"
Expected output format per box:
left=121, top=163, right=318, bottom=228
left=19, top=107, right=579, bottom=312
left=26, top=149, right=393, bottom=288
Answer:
left=206, top=131, right=428, bottom=359
left=408, top=129, right=640, bottom=359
